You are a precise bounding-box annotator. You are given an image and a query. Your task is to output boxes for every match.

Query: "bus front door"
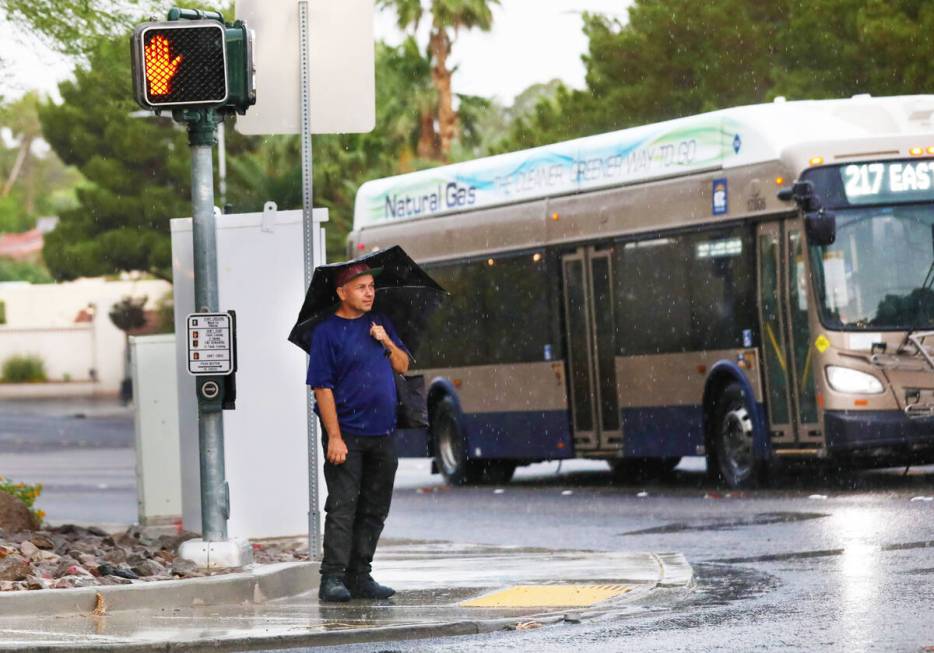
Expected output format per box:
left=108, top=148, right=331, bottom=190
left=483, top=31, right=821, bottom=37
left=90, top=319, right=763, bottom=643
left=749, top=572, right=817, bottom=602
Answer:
left=561, top=247, right=622, bottom=452
left=757, top=221, right=820, bottom=447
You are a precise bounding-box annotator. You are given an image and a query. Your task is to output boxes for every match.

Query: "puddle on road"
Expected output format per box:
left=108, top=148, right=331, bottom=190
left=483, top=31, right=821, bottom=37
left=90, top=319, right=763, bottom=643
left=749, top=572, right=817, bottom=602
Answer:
left=710, top=538, right=934, bottom=564
left=621, top=512, right=828, bottom=536
left=901, top=567, right=934, bottom=575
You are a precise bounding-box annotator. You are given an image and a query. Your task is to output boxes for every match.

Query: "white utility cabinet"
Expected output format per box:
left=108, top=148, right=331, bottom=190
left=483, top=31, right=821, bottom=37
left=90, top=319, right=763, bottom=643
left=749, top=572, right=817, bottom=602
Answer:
left=171, top=208, right=327, bottom=540
left=130, top=333, right=183, bottom=526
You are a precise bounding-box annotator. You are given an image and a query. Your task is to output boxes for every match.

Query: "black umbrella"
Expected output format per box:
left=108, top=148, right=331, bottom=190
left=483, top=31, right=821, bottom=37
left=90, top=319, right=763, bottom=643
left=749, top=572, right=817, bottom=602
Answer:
left=287, top=245, right=447, bottom=355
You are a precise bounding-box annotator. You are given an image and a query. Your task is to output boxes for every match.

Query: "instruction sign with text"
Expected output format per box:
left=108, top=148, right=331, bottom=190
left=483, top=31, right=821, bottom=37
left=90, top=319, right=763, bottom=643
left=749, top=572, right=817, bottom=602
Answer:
left=187, top=313, right=233, bottom=375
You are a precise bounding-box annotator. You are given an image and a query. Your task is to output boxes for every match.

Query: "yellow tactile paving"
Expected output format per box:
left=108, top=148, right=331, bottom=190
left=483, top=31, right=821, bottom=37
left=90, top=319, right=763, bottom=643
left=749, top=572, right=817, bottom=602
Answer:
left=461, top=584, right=632, bottom=608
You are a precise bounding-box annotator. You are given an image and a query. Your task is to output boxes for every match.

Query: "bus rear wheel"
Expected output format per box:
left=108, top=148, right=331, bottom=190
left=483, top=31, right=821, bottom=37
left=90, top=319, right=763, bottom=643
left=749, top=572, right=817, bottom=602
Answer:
left=430, top=397, right=517, bottom=485
left=431, top=396, right=471, bottom=485
left=709, top=382, right=761, bottom=489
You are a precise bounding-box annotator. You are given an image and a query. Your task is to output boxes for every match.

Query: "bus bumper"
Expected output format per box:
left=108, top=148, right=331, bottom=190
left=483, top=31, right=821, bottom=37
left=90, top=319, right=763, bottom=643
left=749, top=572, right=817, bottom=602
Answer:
left=824, top=410, right=934, bottom=464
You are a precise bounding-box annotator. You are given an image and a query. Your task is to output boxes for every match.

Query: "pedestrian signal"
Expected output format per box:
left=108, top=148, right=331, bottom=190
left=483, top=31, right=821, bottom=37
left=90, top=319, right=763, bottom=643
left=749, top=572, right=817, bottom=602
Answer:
left=132, top=21, right=228, bottom=108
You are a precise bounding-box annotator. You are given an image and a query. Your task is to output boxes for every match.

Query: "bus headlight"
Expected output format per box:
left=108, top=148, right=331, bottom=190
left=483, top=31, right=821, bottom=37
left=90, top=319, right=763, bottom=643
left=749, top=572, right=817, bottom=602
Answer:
left=825, top=366, right=885, bottom=394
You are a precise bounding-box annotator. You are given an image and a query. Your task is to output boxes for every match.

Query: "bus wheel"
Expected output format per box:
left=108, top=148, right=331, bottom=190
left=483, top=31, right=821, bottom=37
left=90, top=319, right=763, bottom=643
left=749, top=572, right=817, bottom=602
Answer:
left=710, top=382, right=759, bottom=489
left=430, top=396, right=477, bottom=485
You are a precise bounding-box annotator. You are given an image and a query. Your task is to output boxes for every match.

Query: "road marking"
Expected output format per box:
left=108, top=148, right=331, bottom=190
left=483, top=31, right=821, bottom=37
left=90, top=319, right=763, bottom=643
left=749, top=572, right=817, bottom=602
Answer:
left=461, top=583, right=632, bottom=608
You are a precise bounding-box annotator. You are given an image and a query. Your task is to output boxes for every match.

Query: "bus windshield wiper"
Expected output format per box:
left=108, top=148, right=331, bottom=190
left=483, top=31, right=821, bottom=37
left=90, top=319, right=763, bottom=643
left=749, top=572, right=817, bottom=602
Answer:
left=898, top=258, right=934, bottom=355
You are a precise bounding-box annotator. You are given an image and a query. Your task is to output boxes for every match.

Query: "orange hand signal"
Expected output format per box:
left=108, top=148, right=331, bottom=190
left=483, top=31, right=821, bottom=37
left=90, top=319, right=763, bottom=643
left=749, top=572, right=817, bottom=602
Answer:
left=145, top=34, right=183, bottom=96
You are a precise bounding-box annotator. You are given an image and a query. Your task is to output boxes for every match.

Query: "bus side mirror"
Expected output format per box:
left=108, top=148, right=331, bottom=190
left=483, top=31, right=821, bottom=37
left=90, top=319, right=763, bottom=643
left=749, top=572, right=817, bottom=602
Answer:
left=778, top=179, right=836, bottom=245
left=805, top=210, right=836, bottom=246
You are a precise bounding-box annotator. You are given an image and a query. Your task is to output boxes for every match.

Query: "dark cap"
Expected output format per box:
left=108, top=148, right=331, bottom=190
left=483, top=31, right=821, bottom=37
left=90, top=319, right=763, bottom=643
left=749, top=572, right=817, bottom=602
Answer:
left=335, top=262, right=382, bottom=288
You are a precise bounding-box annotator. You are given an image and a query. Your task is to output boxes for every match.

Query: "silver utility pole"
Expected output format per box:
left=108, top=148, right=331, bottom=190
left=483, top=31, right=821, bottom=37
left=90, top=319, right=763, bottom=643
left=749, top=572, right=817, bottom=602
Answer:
left=217, top=120, right=227, bottom=211
left=298, top=0, right=321, bottom=559
left=189, top=110, right=229, bottom=542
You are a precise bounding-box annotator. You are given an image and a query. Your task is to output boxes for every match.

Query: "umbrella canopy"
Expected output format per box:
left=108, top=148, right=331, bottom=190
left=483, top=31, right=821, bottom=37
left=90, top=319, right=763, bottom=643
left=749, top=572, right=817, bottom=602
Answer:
left=288, top=245, right=447, bottom=355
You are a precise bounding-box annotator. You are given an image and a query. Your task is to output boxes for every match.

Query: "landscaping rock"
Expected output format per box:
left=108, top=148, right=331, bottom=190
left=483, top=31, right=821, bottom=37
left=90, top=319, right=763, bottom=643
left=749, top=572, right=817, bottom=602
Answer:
left=0, top=526, right=308, bottom=592
left=0, top=492, right=35, bottom=534
left=131, top=559, right=166, bottom=578
left=0, top=555, right=31, bottom=581
left=96, top=563, right=139, bottom=580
left=170, top=558, right=200, bottom=577
left=25, top=575, right=49, bottom=590
left=103, top=547, right=128, bottom=564
left=31, top=534, right=55, bottom=550
left=19, top=540, right=38, bottom=559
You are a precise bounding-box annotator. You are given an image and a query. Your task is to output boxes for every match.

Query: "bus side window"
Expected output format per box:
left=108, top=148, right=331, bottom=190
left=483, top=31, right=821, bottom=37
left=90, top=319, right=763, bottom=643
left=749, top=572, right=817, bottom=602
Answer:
left=614, top=227, right=757, bottom=356
left=418, top=252, right=551, bottom=368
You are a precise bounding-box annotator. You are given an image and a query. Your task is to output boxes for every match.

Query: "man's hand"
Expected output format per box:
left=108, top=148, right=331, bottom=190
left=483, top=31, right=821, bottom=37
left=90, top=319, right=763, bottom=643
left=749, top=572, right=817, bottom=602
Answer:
left=370, top=323, right=390, bottom=347
left=327, top=436, right=348, bottom=465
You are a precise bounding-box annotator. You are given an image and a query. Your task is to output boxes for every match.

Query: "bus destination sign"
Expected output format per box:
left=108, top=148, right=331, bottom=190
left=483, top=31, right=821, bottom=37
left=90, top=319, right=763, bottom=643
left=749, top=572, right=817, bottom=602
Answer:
left=841, top=160, right=934, bottom=205
left=187, top=313, right=234, bottom=376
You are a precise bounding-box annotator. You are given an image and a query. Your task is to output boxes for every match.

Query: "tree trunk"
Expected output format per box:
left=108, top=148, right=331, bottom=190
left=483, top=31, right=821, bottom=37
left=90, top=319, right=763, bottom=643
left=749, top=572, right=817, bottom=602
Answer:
left=2, top=136, right=32, bottom=198
left=429, top=28, right=457, bottom=160
left=416, top=109, right=439, bottom=160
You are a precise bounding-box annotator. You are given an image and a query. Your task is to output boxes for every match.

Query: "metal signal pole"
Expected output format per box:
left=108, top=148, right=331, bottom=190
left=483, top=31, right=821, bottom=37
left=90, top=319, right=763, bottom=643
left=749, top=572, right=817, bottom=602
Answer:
left=186, top=109, right=230, bottom=542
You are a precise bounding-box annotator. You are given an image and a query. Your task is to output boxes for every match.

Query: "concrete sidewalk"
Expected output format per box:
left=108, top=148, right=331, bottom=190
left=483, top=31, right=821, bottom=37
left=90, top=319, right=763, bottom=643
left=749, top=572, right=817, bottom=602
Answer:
left=0, top=540, right=693, bottom=652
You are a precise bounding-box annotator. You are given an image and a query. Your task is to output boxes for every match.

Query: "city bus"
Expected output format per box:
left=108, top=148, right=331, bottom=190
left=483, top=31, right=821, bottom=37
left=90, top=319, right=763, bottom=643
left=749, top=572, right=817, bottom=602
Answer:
left=349, top=95, right=934, bottom=488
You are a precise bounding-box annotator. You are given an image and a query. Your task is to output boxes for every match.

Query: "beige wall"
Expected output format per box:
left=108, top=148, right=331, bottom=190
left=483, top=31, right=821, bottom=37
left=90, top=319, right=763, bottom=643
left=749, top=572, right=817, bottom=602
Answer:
left=0, top=277, right=171, bottom=392
left=0, top=278, right=170, bottom=328
left=0, top=326, right=94, bottom=382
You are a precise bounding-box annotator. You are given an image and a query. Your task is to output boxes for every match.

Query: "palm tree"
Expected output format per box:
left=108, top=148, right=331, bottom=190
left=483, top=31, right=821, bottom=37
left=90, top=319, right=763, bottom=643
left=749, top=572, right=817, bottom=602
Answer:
left=379, top=0, right=499, bottom=160
left=0, top=92, right=42, bottom=202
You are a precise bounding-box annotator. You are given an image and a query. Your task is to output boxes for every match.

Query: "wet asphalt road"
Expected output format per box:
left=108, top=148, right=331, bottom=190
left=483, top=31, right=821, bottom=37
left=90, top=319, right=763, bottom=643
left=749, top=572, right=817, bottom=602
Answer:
left=370, top=460, right=934, bottom=652
left=2, top=401, right=933, bottom=651
left=0, top=399, right=137, bottom=525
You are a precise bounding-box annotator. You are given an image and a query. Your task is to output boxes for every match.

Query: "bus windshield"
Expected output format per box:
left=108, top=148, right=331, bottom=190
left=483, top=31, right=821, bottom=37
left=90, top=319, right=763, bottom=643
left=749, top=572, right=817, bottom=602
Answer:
left=809, top=204, right=934, bottom=330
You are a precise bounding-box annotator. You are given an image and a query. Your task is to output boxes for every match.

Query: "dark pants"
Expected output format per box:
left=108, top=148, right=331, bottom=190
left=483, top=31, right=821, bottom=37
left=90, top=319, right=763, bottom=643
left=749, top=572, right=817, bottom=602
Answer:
left=320, top=431, right=398, bottom=577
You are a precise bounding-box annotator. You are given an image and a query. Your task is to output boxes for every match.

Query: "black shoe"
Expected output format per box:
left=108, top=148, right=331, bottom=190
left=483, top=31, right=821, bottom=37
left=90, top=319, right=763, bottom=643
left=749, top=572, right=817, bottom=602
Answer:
left=318, top=574, right=351, bottom=602
left=345, top=573, right=395, bottom=599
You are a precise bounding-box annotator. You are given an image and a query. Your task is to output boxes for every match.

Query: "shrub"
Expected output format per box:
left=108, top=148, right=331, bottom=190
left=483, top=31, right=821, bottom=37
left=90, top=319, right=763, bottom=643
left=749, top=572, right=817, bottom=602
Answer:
left=0, top=476, right=44, bottom=525
left=0, top=258, right=54, bottom=284
left=1, top=354, right=48, bottom=383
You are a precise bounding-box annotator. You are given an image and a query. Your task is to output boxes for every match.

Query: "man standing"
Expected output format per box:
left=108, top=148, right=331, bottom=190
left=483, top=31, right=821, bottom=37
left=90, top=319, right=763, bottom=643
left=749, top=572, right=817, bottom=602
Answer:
left=307, top=262, right=410, bottom=602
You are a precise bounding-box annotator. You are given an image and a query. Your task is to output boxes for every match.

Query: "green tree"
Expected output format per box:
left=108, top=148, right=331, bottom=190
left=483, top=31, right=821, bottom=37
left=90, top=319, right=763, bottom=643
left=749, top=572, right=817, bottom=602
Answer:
left=1, top=92, right=41, bottom=200
left=0, top=258, right=53, bottom=283
left=499, top=1, right=789, bottom=151
left=228, top=39, right=446, bottom=254
left=38, top=38, right=190, bottom=280
left=777, top=0, right=934, bottom=98
left=0, top=92, right=83, bottom=234
left=378, top=0, right=500, bottom=160
left=498, top=0, right=934, bottom=154
left=0, top=0, right=159, bottom=55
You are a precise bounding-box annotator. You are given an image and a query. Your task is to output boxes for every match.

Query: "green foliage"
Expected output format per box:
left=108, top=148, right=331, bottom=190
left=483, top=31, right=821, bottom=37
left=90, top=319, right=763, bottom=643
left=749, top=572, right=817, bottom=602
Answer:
left=0, top=0, right=160, bottom=55
left=776, top=0, right=934, bottom=98
left=0, top=258, right=53, bottom=283
left=497, top=0, right=934, bottom=152
left=0, top=475, right=44, bottom=525
left=0, top=196, right=33, bottom=232
left=0, top=92, right=83, bottom=233
left=39, top=38, right=190, bottom=280
left=1, top=354, right=47, bottom=383
left=228, top=39, right=446, bottom=255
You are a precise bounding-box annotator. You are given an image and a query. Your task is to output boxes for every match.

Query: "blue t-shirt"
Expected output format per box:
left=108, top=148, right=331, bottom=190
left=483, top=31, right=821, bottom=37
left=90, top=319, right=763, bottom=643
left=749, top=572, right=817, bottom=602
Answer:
left=306, top=312, right=408, bottom=436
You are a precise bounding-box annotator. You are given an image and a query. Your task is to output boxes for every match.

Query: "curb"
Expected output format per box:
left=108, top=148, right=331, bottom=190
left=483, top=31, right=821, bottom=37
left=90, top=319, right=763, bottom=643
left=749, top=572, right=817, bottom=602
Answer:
left=0, top=551, right=695, bottom=652
left=0, top=561, right=318, bottom=617
left=655, top=552, right=695, bottom=588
